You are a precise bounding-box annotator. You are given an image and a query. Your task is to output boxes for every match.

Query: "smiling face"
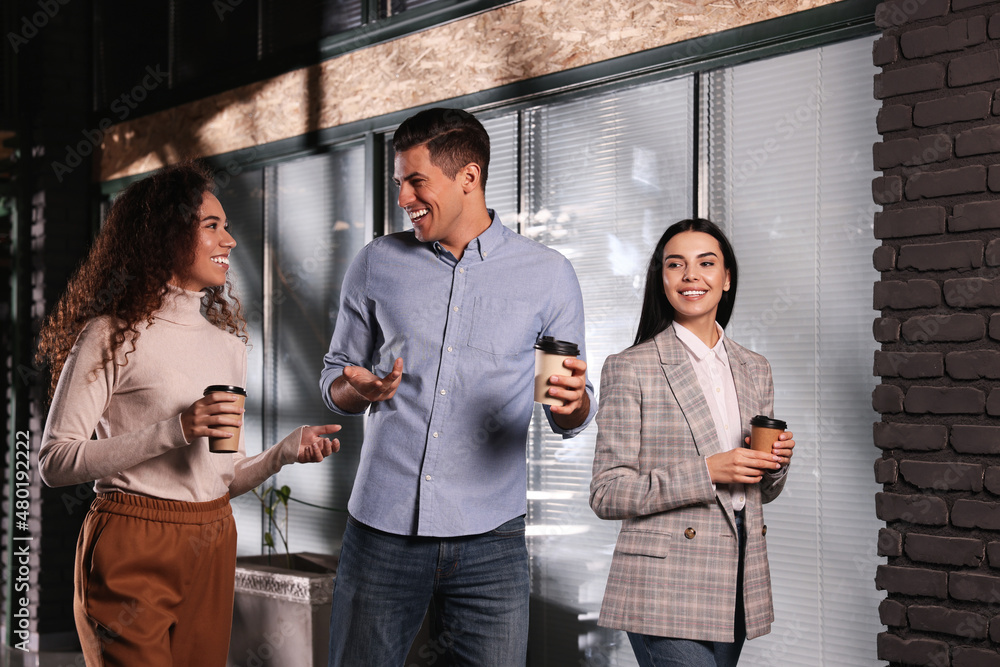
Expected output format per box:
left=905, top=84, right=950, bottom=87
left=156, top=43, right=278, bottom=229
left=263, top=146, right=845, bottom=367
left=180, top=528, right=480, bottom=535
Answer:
left=662, top=230, right=731, bottom=330
left=171, top=192, right=235, bottom=292
left=394, top=143, right=477, bottom=255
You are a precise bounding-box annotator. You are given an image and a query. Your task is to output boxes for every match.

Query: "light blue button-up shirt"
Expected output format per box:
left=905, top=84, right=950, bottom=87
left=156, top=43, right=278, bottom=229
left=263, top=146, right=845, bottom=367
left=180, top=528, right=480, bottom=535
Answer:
left=320, top=213, right=596, bottom=537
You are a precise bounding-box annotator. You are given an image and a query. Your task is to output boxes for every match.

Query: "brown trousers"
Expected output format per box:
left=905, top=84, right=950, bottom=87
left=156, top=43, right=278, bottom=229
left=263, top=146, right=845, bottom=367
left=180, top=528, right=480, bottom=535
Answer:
left=74, top=492, right=237, bottom=667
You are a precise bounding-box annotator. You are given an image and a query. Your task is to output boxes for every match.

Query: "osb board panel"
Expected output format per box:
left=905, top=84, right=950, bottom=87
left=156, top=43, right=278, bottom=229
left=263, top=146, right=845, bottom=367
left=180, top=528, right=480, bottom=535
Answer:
left=100, top=0, right=841, bottom=181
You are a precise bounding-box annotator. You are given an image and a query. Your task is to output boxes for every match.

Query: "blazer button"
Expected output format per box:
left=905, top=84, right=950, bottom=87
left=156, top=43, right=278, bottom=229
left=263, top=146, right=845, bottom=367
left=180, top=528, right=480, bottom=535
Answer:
left=684, top=527, right=696, bottom=539
left=762, top=525, right=768, bottom=536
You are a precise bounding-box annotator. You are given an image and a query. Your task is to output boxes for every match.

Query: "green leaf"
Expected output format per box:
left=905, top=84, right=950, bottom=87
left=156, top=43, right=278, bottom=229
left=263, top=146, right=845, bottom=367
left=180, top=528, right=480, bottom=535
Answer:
left=277, top=486, right=291, bottom=505
left=264, top=532, right=274, bottom=548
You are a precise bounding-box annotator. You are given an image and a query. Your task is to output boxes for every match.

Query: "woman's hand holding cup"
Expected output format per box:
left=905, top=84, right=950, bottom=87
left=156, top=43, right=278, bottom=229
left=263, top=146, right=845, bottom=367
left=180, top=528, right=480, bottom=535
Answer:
left=770, top=431, right=794, bottom=466
left=181, top=389, right=245, bottom=444
left=707, top=448, right=780, bottom=484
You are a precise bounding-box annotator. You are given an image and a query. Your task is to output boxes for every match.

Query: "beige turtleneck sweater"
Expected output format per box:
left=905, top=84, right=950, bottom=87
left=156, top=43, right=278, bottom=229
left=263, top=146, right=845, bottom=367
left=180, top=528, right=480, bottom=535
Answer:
left=40, top=286, right=302, bottom=502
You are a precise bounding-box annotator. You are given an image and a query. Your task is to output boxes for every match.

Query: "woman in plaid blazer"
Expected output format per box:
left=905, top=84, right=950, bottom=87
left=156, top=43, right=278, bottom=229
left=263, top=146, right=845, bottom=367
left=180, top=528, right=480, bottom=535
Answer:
left=590, top=219, right=795, bottom=667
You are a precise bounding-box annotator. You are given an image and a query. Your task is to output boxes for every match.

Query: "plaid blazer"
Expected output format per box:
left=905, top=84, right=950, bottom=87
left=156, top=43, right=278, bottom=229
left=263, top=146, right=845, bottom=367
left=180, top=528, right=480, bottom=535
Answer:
left=590, top=327, right=789, bottom=643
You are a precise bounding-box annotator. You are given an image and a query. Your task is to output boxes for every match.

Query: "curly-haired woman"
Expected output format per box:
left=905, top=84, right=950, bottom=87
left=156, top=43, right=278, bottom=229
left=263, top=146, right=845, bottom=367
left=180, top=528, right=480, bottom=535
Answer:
left=37, top=161, right=340, bottom=667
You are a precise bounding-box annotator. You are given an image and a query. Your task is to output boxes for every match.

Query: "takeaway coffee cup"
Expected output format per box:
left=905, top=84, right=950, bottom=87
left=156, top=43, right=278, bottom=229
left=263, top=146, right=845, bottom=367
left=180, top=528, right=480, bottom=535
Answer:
left=534, top=337, right=580, bottom=406
left=203, top=385, right=246, bottom=453
left=750, top=415, right=787, bottom=454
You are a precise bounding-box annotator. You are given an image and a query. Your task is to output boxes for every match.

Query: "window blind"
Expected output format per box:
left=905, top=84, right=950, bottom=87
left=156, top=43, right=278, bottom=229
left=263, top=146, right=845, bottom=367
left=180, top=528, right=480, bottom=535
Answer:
left=707, top=36, right=882, bottom=666
left=262, top=145, right=369, bottom=556
left=218, top=169, right=267, bottom=556
left=521, top=77, right=694, bottom=666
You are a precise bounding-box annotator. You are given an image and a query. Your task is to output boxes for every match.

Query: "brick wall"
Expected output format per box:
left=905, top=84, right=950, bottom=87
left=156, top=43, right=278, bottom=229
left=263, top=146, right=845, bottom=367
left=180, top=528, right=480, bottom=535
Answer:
left=873, top=1, right=1000, bottom=665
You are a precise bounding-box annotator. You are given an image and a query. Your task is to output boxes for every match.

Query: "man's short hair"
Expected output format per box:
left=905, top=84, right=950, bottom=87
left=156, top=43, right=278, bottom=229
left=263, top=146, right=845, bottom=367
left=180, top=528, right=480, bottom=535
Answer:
left=393, top=108, right=490, bottom=190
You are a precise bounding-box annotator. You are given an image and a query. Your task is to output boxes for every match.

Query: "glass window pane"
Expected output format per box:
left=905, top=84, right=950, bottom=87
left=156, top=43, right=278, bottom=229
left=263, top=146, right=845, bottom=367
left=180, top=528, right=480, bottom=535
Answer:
left=707, top=36, right=882, bottom=667
left=385, top=133, right=402, bottom=234
left=522, top=76, right=694, bottom=666
left=94, top=0, right=170, bottom=109
left=172, top=2, right=259, bottom=89
left=218, top=168, right=267, bottom=556
left=265, top=0, right=364, bottom=55
left=266, top=144, right=369, bottom=555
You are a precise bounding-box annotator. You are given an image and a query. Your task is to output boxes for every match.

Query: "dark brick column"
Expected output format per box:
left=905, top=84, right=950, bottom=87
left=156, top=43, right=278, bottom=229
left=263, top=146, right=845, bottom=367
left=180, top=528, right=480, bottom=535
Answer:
left=874, top=1, right=1000, bottom=665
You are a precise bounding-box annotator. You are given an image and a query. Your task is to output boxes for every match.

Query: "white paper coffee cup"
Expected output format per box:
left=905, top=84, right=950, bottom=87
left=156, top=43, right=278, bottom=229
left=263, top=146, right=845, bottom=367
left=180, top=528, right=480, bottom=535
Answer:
left=533, top=337, right=580, bottom=406
left=750, top=415, right=787, bottom=453
left=203, top=385, right=246, bottom=453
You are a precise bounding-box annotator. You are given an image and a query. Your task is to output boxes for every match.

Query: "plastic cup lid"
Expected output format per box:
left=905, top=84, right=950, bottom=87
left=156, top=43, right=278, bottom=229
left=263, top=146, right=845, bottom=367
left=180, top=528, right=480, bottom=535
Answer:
left=204, top=385, right=247, bottom=396
left=750, top=415, right=786, bottom=430
left=534, top=336, right=580, bottom=357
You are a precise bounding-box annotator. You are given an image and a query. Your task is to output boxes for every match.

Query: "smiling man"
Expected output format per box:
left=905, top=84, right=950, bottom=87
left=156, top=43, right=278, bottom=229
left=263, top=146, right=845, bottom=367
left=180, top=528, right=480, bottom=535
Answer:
left=319, top=108, right=596, bottom=666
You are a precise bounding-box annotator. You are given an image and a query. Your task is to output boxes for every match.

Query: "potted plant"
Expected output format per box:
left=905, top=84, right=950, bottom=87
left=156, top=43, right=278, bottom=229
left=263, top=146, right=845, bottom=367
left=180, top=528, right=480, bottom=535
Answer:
left=227, top=484, right=339, bottom=667
left=252, top=484, right=295, bottom=568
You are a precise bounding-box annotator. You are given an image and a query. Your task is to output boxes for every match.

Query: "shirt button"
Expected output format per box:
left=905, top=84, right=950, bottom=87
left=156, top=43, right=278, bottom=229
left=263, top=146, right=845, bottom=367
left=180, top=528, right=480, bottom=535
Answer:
left=459, top=268, right=464, bottom=274
left=483, top=251, right=488, bottom=257
left=684, top=527, right=696, bottom=539
left=453, top=306, right=459, bottom=312
left=425, top=475, right=432, bottom=481
left=440, top=389, right=447, bottom=395
left=724, top=424, right=729, bottom=430
left=716, top=387, right=721, bottom=393
left=447, top=346, right=453, bottom=352
left=433, top=432, right=439, bottom=438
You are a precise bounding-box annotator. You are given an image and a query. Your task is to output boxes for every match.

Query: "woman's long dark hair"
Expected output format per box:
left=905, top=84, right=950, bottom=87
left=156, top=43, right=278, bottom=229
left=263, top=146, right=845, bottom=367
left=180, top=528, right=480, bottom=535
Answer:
left=36, top=161, right=246, bottom=398
left=633, top=218, right=739, bottom=347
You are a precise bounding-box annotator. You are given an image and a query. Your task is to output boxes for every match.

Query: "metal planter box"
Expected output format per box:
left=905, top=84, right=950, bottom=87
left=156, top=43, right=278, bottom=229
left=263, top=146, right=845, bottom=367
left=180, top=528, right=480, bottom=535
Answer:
left=227, top=553, right=337, bottom=667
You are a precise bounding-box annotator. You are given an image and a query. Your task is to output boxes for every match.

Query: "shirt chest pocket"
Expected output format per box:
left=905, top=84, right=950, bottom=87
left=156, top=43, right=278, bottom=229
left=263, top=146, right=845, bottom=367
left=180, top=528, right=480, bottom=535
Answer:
left=467, top=297, right=538, bottom=356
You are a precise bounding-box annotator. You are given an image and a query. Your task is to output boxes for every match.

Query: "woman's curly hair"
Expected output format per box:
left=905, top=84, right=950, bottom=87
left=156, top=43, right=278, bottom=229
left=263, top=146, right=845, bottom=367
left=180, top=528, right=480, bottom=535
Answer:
left=36, top=160, right=246, bottom=399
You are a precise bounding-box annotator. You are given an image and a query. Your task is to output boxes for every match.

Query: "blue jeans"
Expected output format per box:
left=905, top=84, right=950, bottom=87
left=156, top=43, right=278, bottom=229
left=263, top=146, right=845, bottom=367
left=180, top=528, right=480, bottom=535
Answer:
left=328, top=515, right=529, bottom=666
left=627, top=511, right=746, bottom=667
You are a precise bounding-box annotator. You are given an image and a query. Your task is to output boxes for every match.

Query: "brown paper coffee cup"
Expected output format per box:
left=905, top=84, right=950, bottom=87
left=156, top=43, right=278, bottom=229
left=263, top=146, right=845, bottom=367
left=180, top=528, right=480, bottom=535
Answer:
left=533, top=337, right=580, bottom=406
left=204, top=385, right=246, bottom=453
left=750, top=415, right=787, bottom=453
